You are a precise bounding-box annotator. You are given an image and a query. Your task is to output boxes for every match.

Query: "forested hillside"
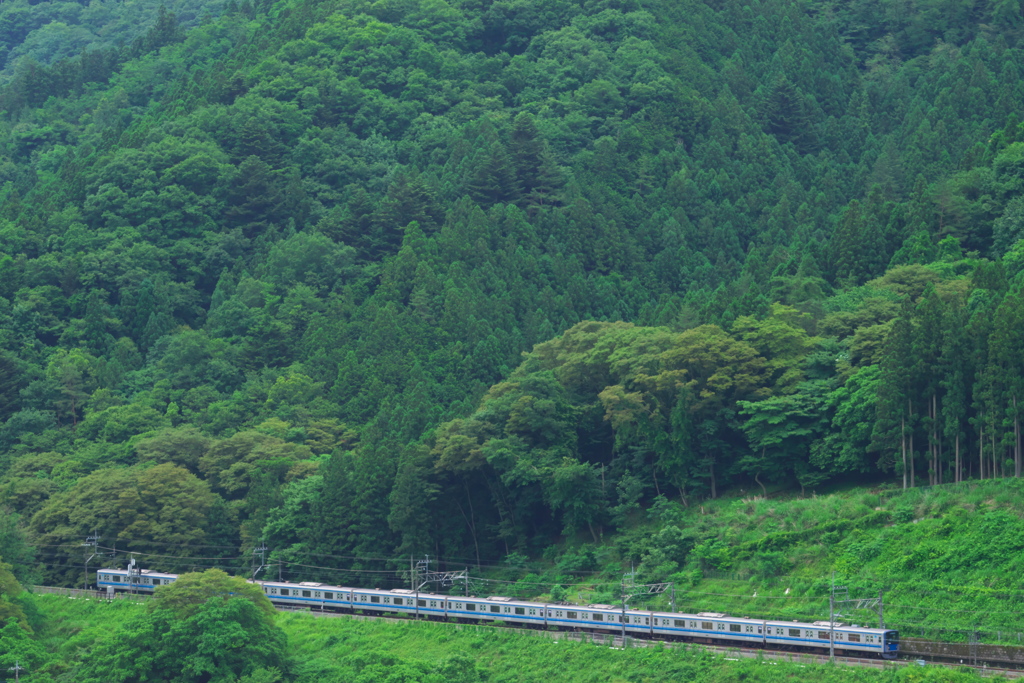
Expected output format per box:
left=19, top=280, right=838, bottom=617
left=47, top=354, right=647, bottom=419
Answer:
left=0, top=0, right=229, bottom=83
left=1, top=0, right=1024, bottom=598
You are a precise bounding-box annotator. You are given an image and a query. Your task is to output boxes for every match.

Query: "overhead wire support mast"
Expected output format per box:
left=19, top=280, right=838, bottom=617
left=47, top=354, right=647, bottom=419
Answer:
left=82, top=531, right=99, bottom=591
left=7, top=661, right=25, bottom=682
left=252, top=541, right=269, bottom=579
left=829, top=572, right=885, bottom=662
left=415, top=555, right=468, bottom=592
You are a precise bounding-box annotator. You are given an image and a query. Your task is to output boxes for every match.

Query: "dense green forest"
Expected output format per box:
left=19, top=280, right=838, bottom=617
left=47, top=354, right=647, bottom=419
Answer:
left=1, top=0, right=1024, bottom=643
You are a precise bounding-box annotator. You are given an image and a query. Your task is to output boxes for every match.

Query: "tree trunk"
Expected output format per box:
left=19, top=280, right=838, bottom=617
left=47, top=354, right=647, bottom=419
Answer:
left=459, top=483, right=481, bottom=569
left=910, top=421, right=915, bottom=488
left=932, top=394, right=938, bottom=486
left=901, top=415, right=907, bottom=490
left=929, top=395, right=937, bottom=485
left=980, top=418, right=985, bottom=480
left=652, top=460, right=662, bottom=497
left=1015, top=396, right=1021, bottom=478
left=755, top=471, right=767, bottom=499
left=588, top=521, right=599, bottom=544
left=709, top=459, right=717, bottom=499
left=955, top=434, right=960, bottom=483
left=987, top=432, right=995, bottom=481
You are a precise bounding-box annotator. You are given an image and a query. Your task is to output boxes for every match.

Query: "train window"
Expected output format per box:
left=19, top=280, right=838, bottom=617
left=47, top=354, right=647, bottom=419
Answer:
left=280, top=589, right=289, bottom=596
left=314, top=592, right=321, bottom=598
left=674, top=620, right=685, bottom=627
left=370, top=596, right=380, bottom=603
left=418, top=600, right=427, bottom=607
left=848, top=634, right=861, bottom=643
left=529, top=609, right=536, bottom=616
left=430, top=601, right=437, bottom=608
left=515, top=607, right=525, bottom=615
left=701, top=622, right=712, bottom=630
left=745, top=626, right=753, bottom=633
left=325, top=592, right=334, bottom=600
left=592, top=613, right=602, bottom=622
left=503, top=606, right=510, bottom=613
left=302, top=591, right=312, bottom=598
left=717, top=623, right=725, bottom=630
left=645, top=618, right=649, bottom=625
left=730, top=624, right=741, bottom=632
left=270, top=588, right=278, bottom=595
left=394, top=598, right=403, bottom=606
left=819, top=631, right=829, bottom=639
left=556, top=611, right=563, bottom=618
left=384, top=597, right=391, bottom=604
left=566, top=611, right=578, bottom=620
left=490, top=605, right=501, bottom=613
left=466, top=603, right=475, bottom=611
left=788, top=629, right=801, bottom=637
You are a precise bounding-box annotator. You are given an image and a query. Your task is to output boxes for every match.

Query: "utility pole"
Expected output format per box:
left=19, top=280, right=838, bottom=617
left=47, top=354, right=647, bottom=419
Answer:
left=127, top=555, right=140, bottom=595
left=414, top=556, right=430, bottom=620
left=620, top=591, right=627, bottom=645
left=877, top=589, right=884, bottom=629
left=8, top=661, right=25, bottom=682
left=252, top=540, right=268, bottom=578
left=82, top=531, right=99, bottom=591
left=829, top=572, right=836, bottom=662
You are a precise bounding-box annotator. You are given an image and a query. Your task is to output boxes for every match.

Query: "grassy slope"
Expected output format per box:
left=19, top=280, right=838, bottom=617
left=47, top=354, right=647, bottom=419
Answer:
left=27, top=594, right=992, bottom=682
left=577, top=480, right=1024, bottom=644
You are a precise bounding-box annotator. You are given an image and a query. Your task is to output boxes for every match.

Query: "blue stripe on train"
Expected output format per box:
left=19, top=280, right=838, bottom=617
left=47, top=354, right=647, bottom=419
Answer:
left=102, top=581, right=886, bottom=652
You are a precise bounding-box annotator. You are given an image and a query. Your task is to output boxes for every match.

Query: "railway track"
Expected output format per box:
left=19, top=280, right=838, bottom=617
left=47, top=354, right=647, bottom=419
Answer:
left=276, top=606, right=1024, bottom=678
left=33, top=586, right=1024, bottom=678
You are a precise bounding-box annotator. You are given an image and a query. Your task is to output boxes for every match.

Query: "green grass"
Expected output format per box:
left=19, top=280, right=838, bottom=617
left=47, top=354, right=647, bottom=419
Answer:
left=27, top=594, right=999, bottom=682
left=485, top=480, right=1024, bottom=645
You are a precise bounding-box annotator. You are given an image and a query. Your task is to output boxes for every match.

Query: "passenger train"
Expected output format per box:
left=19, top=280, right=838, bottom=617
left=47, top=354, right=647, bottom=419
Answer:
left=96, top=568, right=899, bottom=658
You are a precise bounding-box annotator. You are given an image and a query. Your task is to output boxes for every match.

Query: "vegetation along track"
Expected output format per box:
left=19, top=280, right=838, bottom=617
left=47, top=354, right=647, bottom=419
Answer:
left=33, top=586, right=1024, bottom=678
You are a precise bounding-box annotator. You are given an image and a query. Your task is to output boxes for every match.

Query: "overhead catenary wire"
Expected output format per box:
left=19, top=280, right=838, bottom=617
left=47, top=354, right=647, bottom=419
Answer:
left=31, top=542, right=1024, bottom=623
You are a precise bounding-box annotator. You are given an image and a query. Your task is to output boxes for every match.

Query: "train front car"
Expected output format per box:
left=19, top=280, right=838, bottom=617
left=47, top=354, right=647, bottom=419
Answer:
left=882, top=630, right=899, bottom=659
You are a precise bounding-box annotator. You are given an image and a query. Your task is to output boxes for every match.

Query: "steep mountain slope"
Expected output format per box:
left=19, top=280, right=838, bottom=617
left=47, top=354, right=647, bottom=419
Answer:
left=0, top=0, right=1023, bottom=596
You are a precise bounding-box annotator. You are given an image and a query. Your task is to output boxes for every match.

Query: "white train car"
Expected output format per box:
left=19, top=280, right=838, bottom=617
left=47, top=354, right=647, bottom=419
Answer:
left=651, top=611, right=766, bottom=644
left=97, top=568, right=178, bottom=592
left=764, top=619, right=896, bottom=657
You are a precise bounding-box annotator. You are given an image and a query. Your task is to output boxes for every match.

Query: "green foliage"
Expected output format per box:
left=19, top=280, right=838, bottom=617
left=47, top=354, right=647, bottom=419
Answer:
left=78, top=593, right=289, bottom=683
left=0, top=559, right=28, bottom=629
left=151, top=569, right=277, bottom=620
left=0, top=0, right=1023, bottom=637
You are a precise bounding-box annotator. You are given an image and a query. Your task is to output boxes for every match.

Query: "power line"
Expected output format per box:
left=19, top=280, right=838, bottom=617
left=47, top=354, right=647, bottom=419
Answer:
left=95, top=545, right=245, bottom=561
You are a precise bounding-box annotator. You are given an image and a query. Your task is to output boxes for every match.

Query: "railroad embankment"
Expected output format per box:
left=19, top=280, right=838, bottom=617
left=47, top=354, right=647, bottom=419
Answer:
left=21, top=593, right=1003, bottom=682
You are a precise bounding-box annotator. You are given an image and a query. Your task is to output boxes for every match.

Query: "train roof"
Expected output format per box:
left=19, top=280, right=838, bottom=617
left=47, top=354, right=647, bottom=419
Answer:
left=102, top=569, right=896, bottom=632
left=99, top=567, right=179, bottom=579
